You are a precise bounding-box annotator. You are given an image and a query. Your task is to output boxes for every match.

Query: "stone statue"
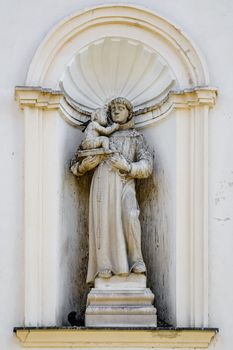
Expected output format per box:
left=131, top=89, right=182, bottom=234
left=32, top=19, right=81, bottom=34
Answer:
left=81, top=108, right=119, bottom=151
left=71, top=97, right=153, bottom=285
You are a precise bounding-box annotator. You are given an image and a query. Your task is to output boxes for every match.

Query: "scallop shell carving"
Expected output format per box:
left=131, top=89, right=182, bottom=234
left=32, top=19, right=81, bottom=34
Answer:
left=60, top=37, right=176, bottom=112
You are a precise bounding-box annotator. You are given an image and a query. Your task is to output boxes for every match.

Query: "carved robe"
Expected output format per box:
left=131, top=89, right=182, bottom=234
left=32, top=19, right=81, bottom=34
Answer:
left=86, top=128, right=153, bottom=284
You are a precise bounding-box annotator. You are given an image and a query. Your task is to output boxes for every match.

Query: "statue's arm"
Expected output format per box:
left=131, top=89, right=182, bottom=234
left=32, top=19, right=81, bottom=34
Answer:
left=108, top=135, right=153, bottom=178
left=129, top=135, right=153, bottom=179
left=95, top=122, right=119, bottom=135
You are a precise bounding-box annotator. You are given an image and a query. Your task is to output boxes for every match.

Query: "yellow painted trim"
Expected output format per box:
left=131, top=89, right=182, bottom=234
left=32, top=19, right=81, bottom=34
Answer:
left=15, top=328, right=217, bottom=348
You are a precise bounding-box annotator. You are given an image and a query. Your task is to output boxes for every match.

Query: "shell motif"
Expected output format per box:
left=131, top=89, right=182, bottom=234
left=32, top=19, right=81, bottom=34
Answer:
left=60, top=37, right=176, bottom=112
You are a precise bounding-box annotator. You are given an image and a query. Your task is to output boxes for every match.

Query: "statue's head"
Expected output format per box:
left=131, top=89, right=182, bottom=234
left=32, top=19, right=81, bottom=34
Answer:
left=91, top=108, right=107, bottom=126
left=107, top=97, right=133, bottom=125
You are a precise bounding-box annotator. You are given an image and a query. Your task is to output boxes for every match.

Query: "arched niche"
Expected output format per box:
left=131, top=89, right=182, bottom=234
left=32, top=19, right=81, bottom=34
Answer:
left=26, top=4, right=209, bottom=87
left=15, top=4, right=217, bottom=328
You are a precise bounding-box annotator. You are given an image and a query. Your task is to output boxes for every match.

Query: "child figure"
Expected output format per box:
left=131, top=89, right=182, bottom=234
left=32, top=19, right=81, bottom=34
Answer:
left=81, top=108, right=119, bottom=150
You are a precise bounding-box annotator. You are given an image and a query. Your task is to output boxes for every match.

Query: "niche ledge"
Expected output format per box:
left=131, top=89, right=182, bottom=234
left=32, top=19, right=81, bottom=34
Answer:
left=14, top=326, right=218, bottom=348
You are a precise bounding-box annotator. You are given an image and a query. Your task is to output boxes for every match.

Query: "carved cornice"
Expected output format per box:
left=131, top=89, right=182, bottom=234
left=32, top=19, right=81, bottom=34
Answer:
left=135, top=87, right=217, bottom=114
left=134, top=87, right=217, bottom=128
left=15, top=86, right=63, bottom=110
left=169, top=87, right=217, bottom=108
left=15, top=86, right=217, bottom=129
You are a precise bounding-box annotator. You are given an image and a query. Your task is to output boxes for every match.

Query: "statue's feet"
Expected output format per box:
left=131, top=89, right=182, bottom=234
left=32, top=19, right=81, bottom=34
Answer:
left=132, top=261, right=146, bottom=274
left=98, top=269, right=112, bottom=278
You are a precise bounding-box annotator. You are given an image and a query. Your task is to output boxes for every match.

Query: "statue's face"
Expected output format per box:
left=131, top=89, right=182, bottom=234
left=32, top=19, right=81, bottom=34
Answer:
left=111, top=103, right=129, bottom=124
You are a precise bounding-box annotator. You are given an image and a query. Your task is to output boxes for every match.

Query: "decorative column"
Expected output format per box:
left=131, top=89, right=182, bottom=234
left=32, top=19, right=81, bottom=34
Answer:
left=172, top=89, right=216, bottom=327
left=15, top=87, right=62, bottom=326
left=138, top=88, right=217, bottom=327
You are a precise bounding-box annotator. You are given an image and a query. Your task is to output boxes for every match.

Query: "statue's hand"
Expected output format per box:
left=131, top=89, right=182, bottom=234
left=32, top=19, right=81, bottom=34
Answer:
left=70, top=161, right=81, bottom=176
left=109, top=154, right=131, bottom=173
left=112, top=123, right=120, bottom=131
left=79, top=155, right=105, bottom=174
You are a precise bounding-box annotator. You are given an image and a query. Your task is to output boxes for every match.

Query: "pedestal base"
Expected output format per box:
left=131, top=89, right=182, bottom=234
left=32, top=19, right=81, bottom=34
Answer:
left=85, top=274, right=157, bottom=327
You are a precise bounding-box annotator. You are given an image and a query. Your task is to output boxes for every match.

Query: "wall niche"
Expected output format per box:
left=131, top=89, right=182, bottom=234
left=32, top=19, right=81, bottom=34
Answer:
left=15, top=4, right=217, bottom=329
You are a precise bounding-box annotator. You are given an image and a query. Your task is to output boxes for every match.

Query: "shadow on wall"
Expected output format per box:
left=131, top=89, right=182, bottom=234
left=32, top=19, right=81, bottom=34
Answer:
left=136, top=151, right=171, bottom=324
left=61, top=164, right=92, bottom=326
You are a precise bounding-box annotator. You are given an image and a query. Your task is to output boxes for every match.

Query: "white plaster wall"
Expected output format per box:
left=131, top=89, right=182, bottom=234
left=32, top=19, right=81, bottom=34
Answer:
left=1, top=0, right=233, bottom=349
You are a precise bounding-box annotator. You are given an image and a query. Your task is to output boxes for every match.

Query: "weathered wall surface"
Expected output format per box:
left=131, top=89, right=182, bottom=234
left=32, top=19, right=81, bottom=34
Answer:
left=1, top=0, right=233, bottom=349
left=56, top=118, right=91, bottom=326
left=137, top=116, right=177, bottom=326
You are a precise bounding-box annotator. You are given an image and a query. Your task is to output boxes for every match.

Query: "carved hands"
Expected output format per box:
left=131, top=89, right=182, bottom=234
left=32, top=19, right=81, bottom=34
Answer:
left=71, top=155, right=105, bottom=176
left=109, top=153, right=131, bottom=174
left=80, top=155, right=106, bottom=173
left=71, top=152, right=132, bottom=177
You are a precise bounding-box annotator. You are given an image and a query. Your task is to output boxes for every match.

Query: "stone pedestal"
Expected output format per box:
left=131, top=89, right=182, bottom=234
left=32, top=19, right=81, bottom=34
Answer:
left=85, top=274, right=157, bottom=327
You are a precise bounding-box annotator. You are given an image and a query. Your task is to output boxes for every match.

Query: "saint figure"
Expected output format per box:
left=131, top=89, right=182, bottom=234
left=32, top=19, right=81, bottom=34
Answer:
left=71, top=98, right=153, bottom=284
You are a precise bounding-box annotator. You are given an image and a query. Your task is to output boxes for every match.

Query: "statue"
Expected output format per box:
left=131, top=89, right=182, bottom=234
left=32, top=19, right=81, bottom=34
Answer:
left=80, top=108, right=119, bottom=152
left=71, top=97, right=153, bottom=285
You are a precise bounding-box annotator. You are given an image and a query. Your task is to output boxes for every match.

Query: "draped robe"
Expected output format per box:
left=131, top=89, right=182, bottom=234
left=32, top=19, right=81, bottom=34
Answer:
left=86, top=128, right=153, bottom=284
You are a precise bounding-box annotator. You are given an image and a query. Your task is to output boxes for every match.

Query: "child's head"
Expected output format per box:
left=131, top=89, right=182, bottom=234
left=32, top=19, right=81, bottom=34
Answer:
left=91, top=108, right=107, bottom=126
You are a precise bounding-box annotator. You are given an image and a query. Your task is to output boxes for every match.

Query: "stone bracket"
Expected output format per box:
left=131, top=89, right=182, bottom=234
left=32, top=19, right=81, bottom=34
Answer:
left=14, top=327, right=218, bottom=348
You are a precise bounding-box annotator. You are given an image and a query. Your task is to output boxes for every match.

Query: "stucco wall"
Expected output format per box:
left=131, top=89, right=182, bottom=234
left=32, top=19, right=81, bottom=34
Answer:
left=1, top=0, right=233, bottom=349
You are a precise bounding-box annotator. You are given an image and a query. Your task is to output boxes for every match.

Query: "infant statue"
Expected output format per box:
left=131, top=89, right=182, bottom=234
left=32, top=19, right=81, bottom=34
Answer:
left=80, top=108, right=119, bottom=152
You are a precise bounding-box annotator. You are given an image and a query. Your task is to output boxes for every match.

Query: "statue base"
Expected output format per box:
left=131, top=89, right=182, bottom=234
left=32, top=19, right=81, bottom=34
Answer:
left=85, top=274, right=157, bottom=327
